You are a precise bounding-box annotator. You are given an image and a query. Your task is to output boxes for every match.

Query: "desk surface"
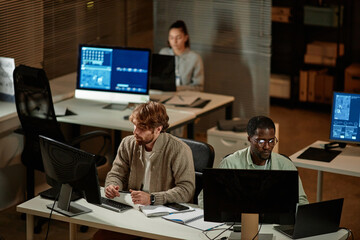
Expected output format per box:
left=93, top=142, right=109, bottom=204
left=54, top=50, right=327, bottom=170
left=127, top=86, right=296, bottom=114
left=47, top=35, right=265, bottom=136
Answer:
left=151, top=91, right=234, bottom=117
left=55, top=98, right=196, bottom=132
left=17, top=196, right=348, bottom=240
left=290, top=141, right=360, bottom=177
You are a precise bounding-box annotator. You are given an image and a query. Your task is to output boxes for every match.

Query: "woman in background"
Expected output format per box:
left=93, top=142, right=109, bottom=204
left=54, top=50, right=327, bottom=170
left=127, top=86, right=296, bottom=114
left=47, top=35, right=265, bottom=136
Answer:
left=159, top=20, right=204, bottom=91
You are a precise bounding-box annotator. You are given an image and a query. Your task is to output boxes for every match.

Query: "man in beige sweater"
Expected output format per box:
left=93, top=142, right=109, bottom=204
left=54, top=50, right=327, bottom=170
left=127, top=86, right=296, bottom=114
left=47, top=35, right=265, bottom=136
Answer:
left=94, top=101, right=195, bottom=240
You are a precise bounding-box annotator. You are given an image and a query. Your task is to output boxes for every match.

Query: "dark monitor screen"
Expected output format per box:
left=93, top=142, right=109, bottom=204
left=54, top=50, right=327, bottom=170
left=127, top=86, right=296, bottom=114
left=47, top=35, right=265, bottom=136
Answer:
left=150, top=54, right=176, bottom=91
left=39, top=135, right=101, bottom=217
left=75, top=44, right=151, bottom=106
left=203, top=169, right=298, bottom=224
left=330, top=92, right=360, bottom=144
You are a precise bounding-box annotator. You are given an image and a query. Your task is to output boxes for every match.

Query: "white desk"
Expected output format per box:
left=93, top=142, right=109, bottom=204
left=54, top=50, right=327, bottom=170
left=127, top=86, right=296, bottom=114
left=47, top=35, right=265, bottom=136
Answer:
left=151, top=91, right=234, bottom=138
left=16, top=196, right=348, bottom=240
left=55, top=98, right=195, bottom=133
left=290, top=141, right=360, bottom=201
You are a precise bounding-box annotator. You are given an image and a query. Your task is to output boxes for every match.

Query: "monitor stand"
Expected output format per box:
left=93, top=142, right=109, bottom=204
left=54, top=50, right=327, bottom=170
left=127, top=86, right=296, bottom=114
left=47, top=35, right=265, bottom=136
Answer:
left=228, top=214, right=273, bottom=240
left=324, top=142, right=347, bottom=150
left=46, top=184, right=92, bottom=217
left=103, top=103, right=128, bottom=111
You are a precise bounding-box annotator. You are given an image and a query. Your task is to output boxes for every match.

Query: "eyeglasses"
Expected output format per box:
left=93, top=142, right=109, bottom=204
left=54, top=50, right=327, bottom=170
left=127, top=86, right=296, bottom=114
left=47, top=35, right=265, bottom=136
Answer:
left=252, top=137, right=278, bottom=147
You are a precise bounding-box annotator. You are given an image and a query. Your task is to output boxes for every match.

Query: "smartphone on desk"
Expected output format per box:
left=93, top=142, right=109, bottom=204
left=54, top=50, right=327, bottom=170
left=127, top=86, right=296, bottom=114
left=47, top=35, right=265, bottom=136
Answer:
left=164, top=202, right=190, bottom=211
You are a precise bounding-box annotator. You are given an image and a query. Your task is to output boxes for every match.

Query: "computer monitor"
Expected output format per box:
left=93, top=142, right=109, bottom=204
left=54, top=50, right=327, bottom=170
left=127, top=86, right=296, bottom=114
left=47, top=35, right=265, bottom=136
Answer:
left=150, top=54, right=176, bottom=91
left=39, top=135, right=102, bottom=217
left=203, top=169, right=298, bottom=240
left=75, top=44, right=151, bottom=110
left=329, top=92, right=360, bottom=147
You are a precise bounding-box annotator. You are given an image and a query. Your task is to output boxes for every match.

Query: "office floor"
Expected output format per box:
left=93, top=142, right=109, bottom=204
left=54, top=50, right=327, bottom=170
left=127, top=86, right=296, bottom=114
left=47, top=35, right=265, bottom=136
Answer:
left=0, top=104, right=359, bottom=240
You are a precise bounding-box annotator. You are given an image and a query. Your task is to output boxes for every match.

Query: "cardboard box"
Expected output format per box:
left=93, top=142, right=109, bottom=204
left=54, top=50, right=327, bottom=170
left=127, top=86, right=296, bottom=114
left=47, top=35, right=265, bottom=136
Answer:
left=304, top=5, right=343, bottom=27
left=270, top=74, right=291, bottom=99
left=304, top=54, right=336, bottom=66
left=306, top=41, right=344, bottom=58
left=345, top=63, right=360, bottom=93
left=272, top=6, right=291, bottom=23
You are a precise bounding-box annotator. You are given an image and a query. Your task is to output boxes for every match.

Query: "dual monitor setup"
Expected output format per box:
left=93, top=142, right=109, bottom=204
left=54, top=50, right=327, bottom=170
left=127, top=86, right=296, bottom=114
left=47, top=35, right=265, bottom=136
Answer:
left=75, top=44, right=175, bottom=110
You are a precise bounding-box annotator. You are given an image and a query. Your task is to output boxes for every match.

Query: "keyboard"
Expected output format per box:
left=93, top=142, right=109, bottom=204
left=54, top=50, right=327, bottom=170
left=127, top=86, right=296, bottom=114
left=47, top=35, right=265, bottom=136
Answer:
left=100, top=197, right=132, bottom=212
left=274, top=225, right=295, bottom=237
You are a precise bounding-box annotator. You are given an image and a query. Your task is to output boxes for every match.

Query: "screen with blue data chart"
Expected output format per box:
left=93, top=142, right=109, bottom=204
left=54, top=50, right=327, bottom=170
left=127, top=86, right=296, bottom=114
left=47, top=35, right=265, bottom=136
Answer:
left=330, top=92, right=360, bottom=144
left=75, top=44, right=151, bottom=105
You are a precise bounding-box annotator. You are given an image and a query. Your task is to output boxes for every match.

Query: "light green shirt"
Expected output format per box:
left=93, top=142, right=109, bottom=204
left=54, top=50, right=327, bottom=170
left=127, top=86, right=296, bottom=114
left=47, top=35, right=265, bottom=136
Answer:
left=198, top=146, right=309, bottom=208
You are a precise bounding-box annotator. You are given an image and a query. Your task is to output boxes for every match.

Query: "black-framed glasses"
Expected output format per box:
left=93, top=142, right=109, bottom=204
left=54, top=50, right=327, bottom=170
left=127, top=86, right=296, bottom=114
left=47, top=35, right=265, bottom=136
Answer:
left=252, top=137, right=278, bottom=147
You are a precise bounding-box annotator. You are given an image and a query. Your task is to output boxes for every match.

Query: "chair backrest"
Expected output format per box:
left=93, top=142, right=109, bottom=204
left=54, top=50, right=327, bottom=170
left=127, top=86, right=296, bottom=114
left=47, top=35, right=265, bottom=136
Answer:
left=179, top=138, right=214, bottom=204
left=13, top=65, right=65, bottom=171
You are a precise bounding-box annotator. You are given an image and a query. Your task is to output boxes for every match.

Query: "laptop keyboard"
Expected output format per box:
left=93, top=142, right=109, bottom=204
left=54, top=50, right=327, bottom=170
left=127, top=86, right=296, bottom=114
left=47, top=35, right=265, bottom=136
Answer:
left=100, top=197, right=132, bottom=212
left=274, top=225, right=295, bottom=236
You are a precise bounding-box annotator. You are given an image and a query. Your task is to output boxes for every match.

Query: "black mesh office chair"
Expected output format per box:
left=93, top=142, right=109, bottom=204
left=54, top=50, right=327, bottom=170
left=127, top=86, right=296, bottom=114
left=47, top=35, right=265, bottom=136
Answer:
left=179, top=138, right=214, bottom=204
left=13, top=64, right=112, bottom=233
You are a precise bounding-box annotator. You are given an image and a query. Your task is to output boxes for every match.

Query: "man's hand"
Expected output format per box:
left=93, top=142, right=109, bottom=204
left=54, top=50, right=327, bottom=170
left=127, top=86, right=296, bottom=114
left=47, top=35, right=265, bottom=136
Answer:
left=130, top=189, right=151, bottom=205
left=105, top=185, right=120, bottom=199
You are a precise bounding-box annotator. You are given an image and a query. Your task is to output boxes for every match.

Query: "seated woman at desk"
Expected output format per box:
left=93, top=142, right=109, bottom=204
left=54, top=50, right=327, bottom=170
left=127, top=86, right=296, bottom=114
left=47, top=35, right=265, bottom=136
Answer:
left=159, top=20, right=204, bottom=92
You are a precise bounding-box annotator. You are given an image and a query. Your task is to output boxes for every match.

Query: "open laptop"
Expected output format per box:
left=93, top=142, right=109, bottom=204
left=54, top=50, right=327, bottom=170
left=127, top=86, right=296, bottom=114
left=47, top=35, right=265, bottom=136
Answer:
left=274, top=198, right=344, bottom=239
left=150, top=53, right=176, bottom=92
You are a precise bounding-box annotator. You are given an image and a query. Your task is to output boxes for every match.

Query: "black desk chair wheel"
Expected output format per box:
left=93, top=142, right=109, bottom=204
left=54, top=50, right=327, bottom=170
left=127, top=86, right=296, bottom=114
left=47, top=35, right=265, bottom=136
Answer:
left=14, top=65, right=112, bottom=234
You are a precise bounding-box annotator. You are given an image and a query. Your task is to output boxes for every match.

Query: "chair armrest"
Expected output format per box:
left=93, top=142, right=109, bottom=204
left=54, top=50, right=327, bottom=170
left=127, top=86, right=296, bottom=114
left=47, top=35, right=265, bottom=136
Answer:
left=68, top=130, right=112, bottom=166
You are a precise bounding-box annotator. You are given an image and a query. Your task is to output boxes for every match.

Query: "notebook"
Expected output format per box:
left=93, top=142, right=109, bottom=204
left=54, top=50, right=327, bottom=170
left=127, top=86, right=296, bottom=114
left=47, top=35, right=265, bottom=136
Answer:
left=150, top=54, right=176, bottom=91
left=274, top=198, right=344, bottom=239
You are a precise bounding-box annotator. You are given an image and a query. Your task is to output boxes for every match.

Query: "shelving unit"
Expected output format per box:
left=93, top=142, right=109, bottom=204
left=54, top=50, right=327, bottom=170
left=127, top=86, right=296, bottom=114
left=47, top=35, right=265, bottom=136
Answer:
left=271, top=0, right=353, bottom=108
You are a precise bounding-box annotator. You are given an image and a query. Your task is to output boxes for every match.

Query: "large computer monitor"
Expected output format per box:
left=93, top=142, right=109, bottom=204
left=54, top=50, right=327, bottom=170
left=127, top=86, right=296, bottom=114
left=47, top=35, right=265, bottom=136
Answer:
left=75, top=44, right=151, bottom=110
left=329, top=92, right=360, bottom=147
left=203, top=169, right=298, bottom=240
left=39, top=135, right=102, bottom=217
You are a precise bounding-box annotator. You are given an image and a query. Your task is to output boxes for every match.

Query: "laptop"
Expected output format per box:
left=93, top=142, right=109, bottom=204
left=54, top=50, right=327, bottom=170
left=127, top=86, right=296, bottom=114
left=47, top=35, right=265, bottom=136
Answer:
left=274, top=198, right=344, bottom=239
left=150, top=54, right=176, bottom=91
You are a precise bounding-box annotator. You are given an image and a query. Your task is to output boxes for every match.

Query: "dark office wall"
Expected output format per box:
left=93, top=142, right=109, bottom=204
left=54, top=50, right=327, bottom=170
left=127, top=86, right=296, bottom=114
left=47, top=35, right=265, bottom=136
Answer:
left=351, top=1, right=360, bottom=62
left=0, top=0, right=152, bottom=80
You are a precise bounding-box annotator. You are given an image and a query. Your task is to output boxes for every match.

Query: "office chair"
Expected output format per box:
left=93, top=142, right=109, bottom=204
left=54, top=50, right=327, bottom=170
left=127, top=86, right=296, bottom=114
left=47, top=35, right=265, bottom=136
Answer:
left=13, top=64, right=112, bottom=233
left=179, top=138, right=214, bottom=204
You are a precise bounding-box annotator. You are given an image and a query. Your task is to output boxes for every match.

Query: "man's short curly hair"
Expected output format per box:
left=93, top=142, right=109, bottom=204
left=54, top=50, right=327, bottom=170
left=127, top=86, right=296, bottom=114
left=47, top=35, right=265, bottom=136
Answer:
left=247, top=116, right=275, bottom=137
left=129, top=101, right=169, bottom=132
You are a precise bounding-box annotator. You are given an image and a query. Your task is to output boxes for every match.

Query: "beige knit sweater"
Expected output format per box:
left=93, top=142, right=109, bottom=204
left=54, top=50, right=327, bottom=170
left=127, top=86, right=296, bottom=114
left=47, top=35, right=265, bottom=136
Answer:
left=105, top=133, right=195, bottom=205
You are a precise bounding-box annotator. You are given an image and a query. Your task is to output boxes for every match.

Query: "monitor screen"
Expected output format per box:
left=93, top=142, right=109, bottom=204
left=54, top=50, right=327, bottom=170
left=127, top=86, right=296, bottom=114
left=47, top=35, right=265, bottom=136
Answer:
left=150, top=54, right=176, bottom=91
left=39, top=135, right=101, bottom=217
left=330, top=92, right=360, bottom=144
left=203, top=169, right=298, bottom=224
left=75, top=44, right=151, bottom=107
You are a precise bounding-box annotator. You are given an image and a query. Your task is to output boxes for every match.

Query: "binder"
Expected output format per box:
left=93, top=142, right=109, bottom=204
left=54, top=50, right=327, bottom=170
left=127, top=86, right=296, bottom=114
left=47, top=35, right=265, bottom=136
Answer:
left=299, top=70, right=308, bottom=102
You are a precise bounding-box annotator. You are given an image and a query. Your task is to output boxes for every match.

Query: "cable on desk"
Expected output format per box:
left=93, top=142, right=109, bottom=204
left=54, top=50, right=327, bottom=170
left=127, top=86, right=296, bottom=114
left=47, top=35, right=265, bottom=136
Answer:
left=251, top=222, right=262, bottom=240
left=339, top=227, right=354, bottom=240
left=45, top=193, right=59, bottom=240
left=202, top=223, right=233, bottom=240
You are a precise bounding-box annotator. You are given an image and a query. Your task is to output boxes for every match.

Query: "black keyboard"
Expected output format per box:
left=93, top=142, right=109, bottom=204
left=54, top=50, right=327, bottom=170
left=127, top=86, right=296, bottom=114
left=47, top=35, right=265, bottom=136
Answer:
left=100, top=197, right=132, bottom=212
left=274, top=225, right=295, bottom=236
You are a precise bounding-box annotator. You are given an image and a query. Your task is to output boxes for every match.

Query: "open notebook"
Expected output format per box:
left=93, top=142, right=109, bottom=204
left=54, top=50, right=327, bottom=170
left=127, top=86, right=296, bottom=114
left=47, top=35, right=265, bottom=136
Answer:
left=162, top=208, right=223, bottom=231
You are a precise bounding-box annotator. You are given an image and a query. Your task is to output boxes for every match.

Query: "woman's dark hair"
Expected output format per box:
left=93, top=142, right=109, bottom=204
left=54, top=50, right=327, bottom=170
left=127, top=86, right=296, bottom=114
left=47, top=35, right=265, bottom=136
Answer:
left=247, top=116, right=275, bottom=137
left=168, top=20, right=190, bottom=48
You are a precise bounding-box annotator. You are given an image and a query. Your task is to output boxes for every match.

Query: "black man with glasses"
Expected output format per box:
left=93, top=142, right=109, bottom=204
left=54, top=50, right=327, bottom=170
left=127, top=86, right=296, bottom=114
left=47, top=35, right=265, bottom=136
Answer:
left=198, top=116, right=308, bottom=207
